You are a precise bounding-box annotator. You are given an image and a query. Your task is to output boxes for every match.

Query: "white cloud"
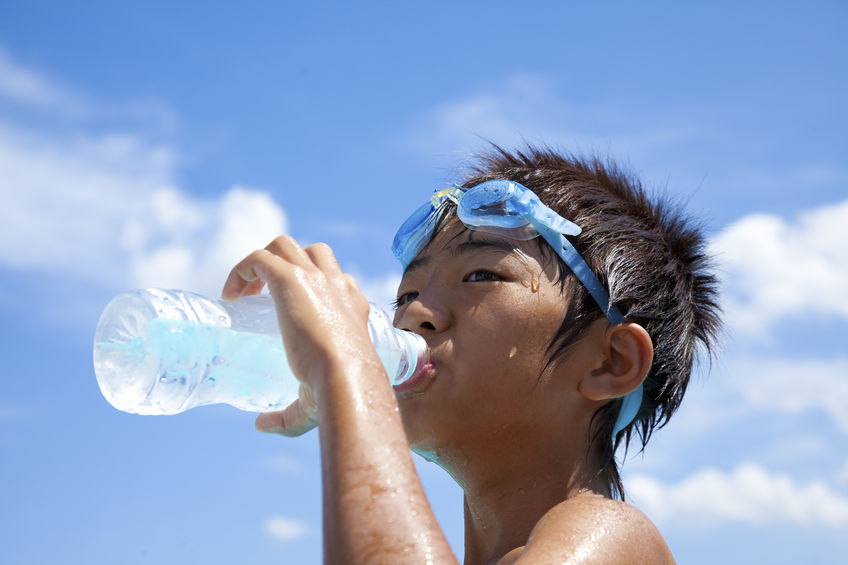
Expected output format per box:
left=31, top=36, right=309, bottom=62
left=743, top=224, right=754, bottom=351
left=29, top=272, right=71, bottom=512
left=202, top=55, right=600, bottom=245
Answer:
left=628, top=463, right=848, bottom=528
left=0, top=121, right=287, bottom=296
left=710, top=199, right=848, bottom=339
left=405, top=73, right=693, bottom=162
left=423, top=75, right=560, bottom=149
left=729, top=165, right=848, bottom=196
left=0, top=48, right=287, bottom=296
left=127, top=186, right=288, bottom=295
left=0, top=46, right=87, bottom=114
left=727, top=357, right=848, bottom=434
left=264, top=515, right=308, bottom=542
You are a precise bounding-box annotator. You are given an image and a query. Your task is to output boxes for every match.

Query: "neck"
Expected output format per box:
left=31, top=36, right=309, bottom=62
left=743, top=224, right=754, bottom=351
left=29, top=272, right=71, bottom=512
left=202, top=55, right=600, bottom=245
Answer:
left=438, top=435, right=609, bottom=565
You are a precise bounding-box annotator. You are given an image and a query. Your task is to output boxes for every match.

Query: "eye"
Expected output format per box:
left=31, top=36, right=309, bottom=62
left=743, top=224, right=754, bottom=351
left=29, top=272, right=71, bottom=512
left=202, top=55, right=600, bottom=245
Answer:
left=392, top=291, right=419, bottom=310
left=465, top=270, right=502, bottom=283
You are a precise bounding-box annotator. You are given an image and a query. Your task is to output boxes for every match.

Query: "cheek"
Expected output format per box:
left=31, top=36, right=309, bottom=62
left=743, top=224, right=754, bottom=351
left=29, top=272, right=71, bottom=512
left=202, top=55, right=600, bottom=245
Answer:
left=494, top=301, right=567, bottom=390
left=499, top=294, right=565, bottom=357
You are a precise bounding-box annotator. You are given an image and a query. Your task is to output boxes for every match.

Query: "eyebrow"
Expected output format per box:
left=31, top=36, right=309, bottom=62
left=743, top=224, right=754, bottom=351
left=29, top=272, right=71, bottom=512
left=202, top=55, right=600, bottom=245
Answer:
left=402, top=237, right=518, bottom=276
left=404, top=255, right=430, bottom=276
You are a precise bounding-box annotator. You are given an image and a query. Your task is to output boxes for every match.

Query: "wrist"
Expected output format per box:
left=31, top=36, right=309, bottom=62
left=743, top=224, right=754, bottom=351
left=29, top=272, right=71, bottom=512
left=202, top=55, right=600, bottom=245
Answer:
left=312, top=342, right=390, bottom=402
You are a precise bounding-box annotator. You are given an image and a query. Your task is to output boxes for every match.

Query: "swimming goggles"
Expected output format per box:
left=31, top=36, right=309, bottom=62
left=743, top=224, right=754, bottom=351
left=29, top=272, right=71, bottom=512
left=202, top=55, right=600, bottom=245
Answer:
left=392, top=179, right=642, bottom=437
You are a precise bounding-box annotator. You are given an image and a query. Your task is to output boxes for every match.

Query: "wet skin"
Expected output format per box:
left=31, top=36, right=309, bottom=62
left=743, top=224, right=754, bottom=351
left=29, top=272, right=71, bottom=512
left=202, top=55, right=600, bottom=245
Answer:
left=393, top=223, right=577, bottom=473
left=224, top=228, right=674, bottom=564
left=393, top=222, right=674, bottom=564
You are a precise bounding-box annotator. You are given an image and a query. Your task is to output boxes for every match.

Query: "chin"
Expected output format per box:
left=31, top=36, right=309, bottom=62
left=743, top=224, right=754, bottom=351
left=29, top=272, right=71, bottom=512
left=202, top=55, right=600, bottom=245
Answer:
left=399, top=401, right=462, bottom=468
left=403, top=421, right=445, bottom=465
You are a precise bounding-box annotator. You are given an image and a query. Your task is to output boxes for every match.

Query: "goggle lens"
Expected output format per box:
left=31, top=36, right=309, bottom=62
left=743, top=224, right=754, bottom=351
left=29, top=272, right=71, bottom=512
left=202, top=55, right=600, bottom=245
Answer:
left=458, top=181, right=541, bottom=238
left=392, top=200, right=438, bottom=267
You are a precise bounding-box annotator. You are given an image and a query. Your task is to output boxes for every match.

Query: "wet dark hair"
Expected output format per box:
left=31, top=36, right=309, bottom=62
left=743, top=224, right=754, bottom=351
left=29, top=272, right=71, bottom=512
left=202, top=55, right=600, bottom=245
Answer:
left=450, top=144, right=722, bottom=500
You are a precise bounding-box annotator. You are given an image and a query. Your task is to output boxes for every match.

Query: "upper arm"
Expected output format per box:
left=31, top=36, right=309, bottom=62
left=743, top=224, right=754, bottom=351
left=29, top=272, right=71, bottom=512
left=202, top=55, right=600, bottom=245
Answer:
left=504, top=498, right=675, bottom=565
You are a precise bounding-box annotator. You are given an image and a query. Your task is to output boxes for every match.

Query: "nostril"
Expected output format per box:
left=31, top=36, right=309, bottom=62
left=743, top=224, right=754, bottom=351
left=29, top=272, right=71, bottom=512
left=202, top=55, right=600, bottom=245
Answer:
left=420, top=321, right=436, bottom=331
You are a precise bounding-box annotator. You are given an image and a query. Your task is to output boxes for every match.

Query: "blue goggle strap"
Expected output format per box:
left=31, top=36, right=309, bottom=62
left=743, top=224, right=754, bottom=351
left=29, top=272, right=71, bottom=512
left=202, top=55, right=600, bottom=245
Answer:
left=531, top=219, right=642, bottom=437
left=615, top=384, right=644, bottom=438
left=530, top=220, right=624, bottom=324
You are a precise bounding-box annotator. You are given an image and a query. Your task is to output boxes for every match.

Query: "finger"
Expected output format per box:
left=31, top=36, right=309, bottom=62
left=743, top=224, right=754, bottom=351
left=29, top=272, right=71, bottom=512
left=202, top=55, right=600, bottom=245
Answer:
left=304, top=242, right=343, bottom=275
left=255, top=401, right=317, bottom=437
left=255, top=384, right=318, bottom=437
left=241, top=278, right=266, bottom=296
left=221, top=249, right=282, bottom=300
left=264, top=235, right=312, bottom=267
left=222, top=236, right=310, bottom=301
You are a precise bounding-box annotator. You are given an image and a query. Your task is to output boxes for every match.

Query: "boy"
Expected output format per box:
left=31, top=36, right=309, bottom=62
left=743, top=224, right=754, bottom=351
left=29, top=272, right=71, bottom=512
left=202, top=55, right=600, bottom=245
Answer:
left=222, top=145, right=721, bottom=564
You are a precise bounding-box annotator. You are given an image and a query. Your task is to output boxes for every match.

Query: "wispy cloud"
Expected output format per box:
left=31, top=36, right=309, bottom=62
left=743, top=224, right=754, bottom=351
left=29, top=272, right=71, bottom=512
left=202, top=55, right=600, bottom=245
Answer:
left=628, top=463, right=848, bottom=528
left=728, top=165, right=848, bottom=197
left=264, top=515, right=308, bottom=542
left=0, top=51, right=288, bottom=298
left=266, top=454, right=304, bottom=474
left=727, top=357, right=848, bottom=434
left=403, top=73, right=694, bottom=163
left=126, top=185, right=288, bottom=295
left=628, top=354, right=848, bottom=471
left=0, top=46, right=87, bottom=115
left=710, top=198, right=848, bottom=339
left=0, top=46, right=177, bottom=132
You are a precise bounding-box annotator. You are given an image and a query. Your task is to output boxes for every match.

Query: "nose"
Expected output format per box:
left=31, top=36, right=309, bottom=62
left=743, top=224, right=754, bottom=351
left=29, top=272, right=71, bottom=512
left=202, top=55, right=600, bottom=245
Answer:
left=395, top=295, right=450, bottom=335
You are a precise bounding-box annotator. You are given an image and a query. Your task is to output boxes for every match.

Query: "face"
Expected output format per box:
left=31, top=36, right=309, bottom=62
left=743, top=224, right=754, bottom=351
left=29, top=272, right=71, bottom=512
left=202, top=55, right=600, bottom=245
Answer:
left=392, top=220, right=583, bottom=465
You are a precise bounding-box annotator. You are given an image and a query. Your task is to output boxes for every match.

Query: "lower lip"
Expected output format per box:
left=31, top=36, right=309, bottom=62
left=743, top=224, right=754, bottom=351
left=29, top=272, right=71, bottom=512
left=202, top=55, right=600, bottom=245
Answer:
left=393, top=361, right=436, bottom=396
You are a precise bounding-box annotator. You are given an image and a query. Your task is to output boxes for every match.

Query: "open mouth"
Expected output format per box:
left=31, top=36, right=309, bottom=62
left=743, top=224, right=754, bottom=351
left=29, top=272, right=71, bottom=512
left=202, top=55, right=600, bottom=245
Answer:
left=393, top=361, right=436, bottom=396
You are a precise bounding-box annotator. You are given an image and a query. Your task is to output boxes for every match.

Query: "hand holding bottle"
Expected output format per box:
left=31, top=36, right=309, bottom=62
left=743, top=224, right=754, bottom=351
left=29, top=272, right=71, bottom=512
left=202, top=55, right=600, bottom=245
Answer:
left=94, top=239, right=425, bottom=423
left=221, top=236, right=386, bottom=435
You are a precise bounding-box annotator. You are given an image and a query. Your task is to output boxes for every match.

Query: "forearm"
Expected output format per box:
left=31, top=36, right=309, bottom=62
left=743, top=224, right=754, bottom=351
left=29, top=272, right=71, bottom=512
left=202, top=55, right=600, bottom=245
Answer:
left=223, top=237, right=453, bottom=561
left=317, top=353, right=458, bottom=565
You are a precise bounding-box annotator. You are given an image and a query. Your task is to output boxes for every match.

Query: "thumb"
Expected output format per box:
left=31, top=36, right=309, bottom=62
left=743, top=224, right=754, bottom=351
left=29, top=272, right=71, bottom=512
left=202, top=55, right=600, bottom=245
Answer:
left=255, top=384, right=318, bottom=437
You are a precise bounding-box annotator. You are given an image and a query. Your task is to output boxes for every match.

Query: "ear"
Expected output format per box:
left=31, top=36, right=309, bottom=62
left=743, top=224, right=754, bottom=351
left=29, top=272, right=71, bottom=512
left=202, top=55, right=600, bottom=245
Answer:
left=578, top=323, right=654, bottom=401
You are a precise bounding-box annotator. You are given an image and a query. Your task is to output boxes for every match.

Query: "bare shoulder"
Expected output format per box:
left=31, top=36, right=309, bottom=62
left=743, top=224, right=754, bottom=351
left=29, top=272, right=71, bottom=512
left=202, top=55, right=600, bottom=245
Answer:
left=501, top=495, right=675, bottom=565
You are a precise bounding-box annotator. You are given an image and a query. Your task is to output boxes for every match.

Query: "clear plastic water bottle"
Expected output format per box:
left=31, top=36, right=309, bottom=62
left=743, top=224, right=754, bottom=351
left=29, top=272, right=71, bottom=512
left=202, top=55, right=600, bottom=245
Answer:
left=93, top=288, right=427, bottom=415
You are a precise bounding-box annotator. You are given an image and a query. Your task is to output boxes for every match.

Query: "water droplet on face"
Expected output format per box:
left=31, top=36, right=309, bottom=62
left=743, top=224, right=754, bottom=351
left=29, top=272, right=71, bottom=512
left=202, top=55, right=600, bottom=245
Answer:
left=531, top=276, right=540, bottom=292
left=508, top=346, right=518, bottom=359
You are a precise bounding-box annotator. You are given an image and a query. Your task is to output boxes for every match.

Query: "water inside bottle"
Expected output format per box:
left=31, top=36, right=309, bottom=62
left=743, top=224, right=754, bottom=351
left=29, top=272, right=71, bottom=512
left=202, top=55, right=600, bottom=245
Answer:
left=94, top=295, right=423, bottom=414
left=95, top=318, right=300, bottom=414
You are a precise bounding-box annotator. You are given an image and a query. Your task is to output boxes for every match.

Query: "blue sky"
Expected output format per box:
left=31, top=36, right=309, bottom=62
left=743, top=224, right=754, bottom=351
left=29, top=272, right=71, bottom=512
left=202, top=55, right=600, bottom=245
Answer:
left=1, top=1, right=846, bottom=563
